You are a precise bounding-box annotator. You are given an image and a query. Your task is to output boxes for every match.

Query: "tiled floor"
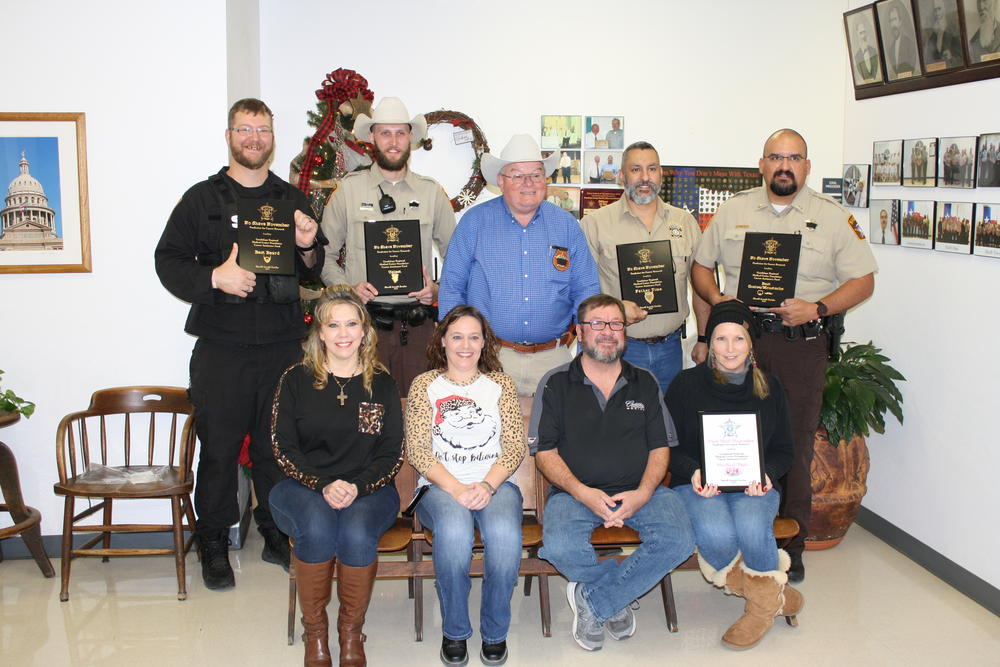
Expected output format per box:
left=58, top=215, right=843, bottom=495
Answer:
left=2, top=526, right=998, bottom=666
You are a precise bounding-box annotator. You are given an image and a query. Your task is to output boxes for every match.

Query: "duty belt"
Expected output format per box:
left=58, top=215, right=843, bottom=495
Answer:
left=754, top=312, right=836, bottom=341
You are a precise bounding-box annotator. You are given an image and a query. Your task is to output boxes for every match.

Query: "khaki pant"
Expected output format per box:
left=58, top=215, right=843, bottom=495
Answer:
left=498, top=344, right=574, bottom=396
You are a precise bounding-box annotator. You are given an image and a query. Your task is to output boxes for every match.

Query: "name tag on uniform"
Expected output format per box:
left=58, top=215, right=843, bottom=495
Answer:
left=360, top=202, right=375, bottom=212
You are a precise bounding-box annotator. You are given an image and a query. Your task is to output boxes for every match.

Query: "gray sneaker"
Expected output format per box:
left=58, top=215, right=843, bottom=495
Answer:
left=566, top=581, right=604, bottom=651
left=606, top=602, right=637, bottom=640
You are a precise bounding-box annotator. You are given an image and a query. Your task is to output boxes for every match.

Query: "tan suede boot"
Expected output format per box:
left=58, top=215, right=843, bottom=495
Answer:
left=336, top=561, right=377, bottom=667
left=698, top=552, right=744, bottom=596
left=776, top=549, right=803, bottom=619
left=721, top=562, right=791, bottom=650
left=294, top=553, right=335, bottom=667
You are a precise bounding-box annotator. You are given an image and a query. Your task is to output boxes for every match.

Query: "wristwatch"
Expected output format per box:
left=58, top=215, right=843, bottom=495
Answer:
left=815, top=300, right=828, bottom=318
left=697, top=335, right=709, bottom=344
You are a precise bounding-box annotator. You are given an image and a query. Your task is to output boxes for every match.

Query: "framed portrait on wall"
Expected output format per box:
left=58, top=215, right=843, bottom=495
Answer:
left=978, top=131, right=1000, bottom=186
left=934, top=200, right=974, bottom=252
left=937, top=136, right=979, bottom=187
left=842, top=164, right=871, bottom=207
left=901, top=199, right=935, bottom=248
left=870, top=199, right=901, bottom=244
left=0, top=112, right=91, bottom=273
left=914, top=0, right=968, bottom=73
left=845, top=5, right=886, bottom=87
left=973, top=202, right=1000, bottom=256
left=876, top=0, right=923, bottom=81
left=873, top=139, right=903, bottom=184
left=902, top=137, right=938, bottom=186
left=961, top=0, right=1000, bottom=64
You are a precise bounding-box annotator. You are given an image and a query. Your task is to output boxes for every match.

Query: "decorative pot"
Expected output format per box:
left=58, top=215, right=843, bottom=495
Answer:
left=804, top=428, right=870, bottom=550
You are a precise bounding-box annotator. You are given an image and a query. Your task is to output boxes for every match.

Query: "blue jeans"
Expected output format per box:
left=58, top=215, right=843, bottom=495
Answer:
left=269, top=478, right=399, bottom=565
left=676, top=484, right=780, bottom=572
left=539, top=486, right=694, bottom=623
left=624, top=330, right=682, bottom=394
left=415, top=482, right=523, bottom=644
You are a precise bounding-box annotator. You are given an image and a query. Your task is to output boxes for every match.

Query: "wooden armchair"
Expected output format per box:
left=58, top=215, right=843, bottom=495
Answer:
left=53, top=386, right=196, bottom=601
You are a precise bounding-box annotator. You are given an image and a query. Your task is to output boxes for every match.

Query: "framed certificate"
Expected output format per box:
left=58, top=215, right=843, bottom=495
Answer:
left=236, top=198, right=296, bottom=275
left=698, top=411, right=764, bottom=492
left=736, top=232, right=801, bottom=308
left=364, top=219, right=423, bottom=295
left=615, top=239, right=678, bottom=315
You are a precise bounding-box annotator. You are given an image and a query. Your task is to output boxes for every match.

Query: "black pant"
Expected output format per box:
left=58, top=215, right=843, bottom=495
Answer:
left=754, top=331, right=828, bottom=554
left=189, top=337, right=302, bottom=535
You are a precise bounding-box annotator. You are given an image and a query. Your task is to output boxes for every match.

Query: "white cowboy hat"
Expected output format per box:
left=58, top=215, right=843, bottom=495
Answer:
left=480, top=134, right=561, bottom=184
left=353, top=97, right=427, bottom=147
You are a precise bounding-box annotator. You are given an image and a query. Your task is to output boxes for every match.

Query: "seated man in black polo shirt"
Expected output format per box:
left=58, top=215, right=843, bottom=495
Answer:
left=530, top=293, right=694, bottom=651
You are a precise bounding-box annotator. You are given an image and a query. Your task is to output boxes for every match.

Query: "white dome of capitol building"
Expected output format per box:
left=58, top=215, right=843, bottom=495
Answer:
left=0, top=151, right=63, bottom=251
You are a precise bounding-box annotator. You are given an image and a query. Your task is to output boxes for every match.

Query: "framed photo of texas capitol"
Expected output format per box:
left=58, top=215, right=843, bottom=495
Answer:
left=0, top=112, right=91, bottom=273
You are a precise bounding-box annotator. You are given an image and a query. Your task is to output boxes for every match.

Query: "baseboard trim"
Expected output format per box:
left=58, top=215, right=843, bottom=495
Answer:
left=856, top=505, right=1000, bottom=616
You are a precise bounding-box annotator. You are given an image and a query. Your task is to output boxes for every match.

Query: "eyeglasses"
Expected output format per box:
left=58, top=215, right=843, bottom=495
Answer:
left=230, top=126, right=273, bottom=137
left=583, top=320, right=625, bottom=331
left=500, top=171, right=546, bottom=185
left=764, top=153, right=805, bottom=163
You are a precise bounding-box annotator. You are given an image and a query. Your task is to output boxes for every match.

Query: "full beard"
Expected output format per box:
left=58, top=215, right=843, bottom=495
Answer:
left=230, top=141, right=273, bottom=170
left=434, top=417, right=498, bottom=451
left=583, top=337, right=625, bottom=364
left=374, top=143, right=411, bottom=171
left=625, top=180, right=662, bottom=205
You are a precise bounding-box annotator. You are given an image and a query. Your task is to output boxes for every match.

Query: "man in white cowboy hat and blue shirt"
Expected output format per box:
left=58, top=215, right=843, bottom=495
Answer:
left=438, top=134, right=600, bottom=396
left=321, top=97, right=456, bottom=394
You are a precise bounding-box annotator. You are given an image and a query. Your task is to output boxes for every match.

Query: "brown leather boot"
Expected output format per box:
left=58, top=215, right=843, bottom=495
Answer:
left=721, top=563, right=789, bottom=650
left=336, top=561, right=377, bottom=667
left=776, top=549, right=804, bottom=618
left=295, top=553, right=335, bottom=667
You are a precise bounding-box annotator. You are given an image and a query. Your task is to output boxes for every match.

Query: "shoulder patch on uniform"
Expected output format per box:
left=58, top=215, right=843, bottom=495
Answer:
left=847, top=215, right=866, bottom=240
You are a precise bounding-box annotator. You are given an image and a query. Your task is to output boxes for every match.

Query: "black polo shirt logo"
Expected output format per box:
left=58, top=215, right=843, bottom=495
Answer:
left=625, top=400, right=645, bottom=411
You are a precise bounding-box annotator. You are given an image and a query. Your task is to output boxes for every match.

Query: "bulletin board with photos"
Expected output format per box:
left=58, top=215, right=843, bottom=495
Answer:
left=540, top=114, right=627, bottom=219
left=844, top=0, right=1000, bottom=99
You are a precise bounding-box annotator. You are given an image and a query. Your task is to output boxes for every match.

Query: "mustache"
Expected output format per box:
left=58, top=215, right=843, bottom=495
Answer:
left=775, top=170, right=796, bottom=179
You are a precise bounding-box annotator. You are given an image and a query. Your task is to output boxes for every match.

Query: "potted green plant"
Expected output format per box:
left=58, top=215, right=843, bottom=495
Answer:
left=805, top=342, right=905, bottom=549
left=0, top=369, right=36, bottom=421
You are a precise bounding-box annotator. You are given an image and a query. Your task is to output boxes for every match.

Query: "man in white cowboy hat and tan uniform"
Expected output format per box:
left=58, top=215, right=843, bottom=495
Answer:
left=321, top=97, right=456, bottom=394
left=438, top=135, right=600, bottom=396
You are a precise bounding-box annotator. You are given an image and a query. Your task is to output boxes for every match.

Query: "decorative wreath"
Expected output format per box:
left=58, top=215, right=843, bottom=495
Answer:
left=419, top=110, right=489, bottom=212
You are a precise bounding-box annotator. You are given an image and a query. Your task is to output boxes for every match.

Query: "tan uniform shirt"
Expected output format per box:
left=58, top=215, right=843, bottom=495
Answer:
left=581, top=194, right=702, bottom=338
left=693, top=185, right=877, bottom=302
left=320, top=166, right=456, bottom=304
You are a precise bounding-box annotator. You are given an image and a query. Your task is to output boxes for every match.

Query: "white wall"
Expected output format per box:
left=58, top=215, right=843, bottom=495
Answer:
left=259, top=0, right=850, bottom=200
left=843, top=5, right=1000, bottom=589
left=1, top=2, right=227, bottom=530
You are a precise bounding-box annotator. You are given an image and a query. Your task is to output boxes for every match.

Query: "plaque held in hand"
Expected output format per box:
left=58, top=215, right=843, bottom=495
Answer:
left=698, top=411, right=765, bottom=492
left=615, top=239, right=678, bottom=315
left=237, top=198, right=296, bottom=275
left=736, top=232, right=801, bottom=308
left=364, top=219, right=423, bottom=296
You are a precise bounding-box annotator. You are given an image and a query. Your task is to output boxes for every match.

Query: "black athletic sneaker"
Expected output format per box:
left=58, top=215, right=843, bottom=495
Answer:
left=440, top=637, right=468, bottom=666
left=259, top=525, right=290, bottom=571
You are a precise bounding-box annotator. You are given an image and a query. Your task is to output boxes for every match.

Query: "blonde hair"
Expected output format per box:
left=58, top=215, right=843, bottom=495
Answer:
left=302, top=285, right=386, bottom=395
left=709, top=336, right=770, bottom=400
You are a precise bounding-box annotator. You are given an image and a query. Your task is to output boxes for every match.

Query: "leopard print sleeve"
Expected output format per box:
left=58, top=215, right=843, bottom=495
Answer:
left=271, top=363, right=321, bottom=490
left=491, top=372, right=527, bottom=475
left=404, top=370, right=439, bottom=475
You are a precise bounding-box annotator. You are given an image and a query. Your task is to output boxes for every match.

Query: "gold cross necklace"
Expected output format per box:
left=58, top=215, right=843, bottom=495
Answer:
left=326, top=361, right=359, bottom=406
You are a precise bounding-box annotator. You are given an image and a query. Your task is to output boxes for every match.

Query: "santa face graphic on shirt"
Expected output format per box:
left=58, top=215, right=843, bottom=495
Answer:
left=433, top=395, right=497, bottom=450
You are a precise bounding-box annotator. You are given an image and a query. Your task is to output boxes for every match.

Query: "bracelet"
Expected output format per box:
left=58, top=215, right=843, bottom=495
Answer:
left=697, top=335, right=708, bottom=344
left=480, top=481, right=497, bottom=495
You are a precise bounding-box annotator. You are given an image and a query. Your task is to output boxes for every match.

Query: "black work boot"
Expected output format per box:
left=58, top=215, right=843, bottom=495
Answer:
left=198, top=531, right=235, bottom=590
left=259, top=525, right=291, bottom=571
